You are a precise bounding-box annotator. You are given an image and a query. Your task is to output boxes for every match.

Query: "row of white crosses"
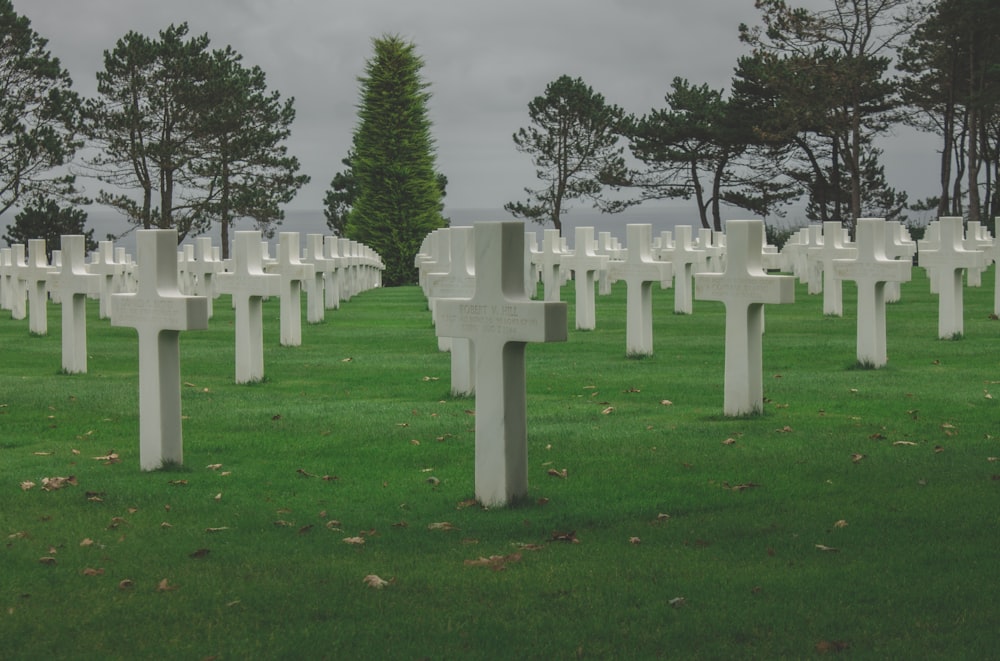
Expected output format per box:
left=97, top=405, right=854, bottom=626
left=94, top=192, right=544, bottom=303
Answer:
left=2, top=229, right=384, bottom=471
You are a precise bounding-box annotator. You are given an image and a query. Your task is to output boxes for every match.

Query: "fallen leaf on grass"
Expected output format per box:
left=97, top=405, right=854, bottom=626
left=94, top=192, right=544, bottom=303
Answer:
left=273, top=520, right=293, bottom=527
left=513, top=543, right=545, bottom=551
left=834, top=520, right=848, bottom=529
left=629, top=537, right=641, bottom=545
left=81, top=567, right=104, bottom=576
left=464, top=553, right=522, bottom=571
left=206, top=464, right=223, bottom=471
left=723, top=482, right=760, bottom=492
left=815, top=544, right=839, bottom=552
left=363, top=574, right=391, bottom=589
left=660, top=399, right=673, bottom=406
left=775, top=426, right=793, bottom=433
left=893, top=440, right=918, bottom=446
left=33, top=451, right=53, bottom=456
left=456, top=498, right=478, bottom=510
left=205, top=527, right=229, bottom=533
left=19, top=481, right=35, bottom=491
left=189, top=548, right=211, bottom=559
left=547, top=468, right=568, bottom=479
left=721, top=437, right=737, bottom=446
left=92, top=452, right=119, bottom=464
left=551, top=531, right=579, bottom=543
left=157, top=578, right=178, bottom=592
left=167, top=480, right=188, bottom=486
left=343, top=536, right=366, bottom=545
left=41, top=476, right=77, bottom=491
left=669, top=597, right=686, bottom=608
left=428, top=522, right=458, bottom=531
left=38, top=557, right=57, bottom=565
left=601, top=406, right=615, bottom=415
left=79, top=538, right=94, bottom=547
left=118, top=579, right=134, bottom=590
left=850, top=453, right=866, bottom=463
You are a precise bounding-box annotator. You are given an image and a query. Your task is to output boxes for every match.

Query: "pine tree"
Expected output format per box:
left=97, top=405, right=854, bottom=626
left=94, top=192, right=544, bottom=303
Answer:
left=344, top=35, right=446, bottom=286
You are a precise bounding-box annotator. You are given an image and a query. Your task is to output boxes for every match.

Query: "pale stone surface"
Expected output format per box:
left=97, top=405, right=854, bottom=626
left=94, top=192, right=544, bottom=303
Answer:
left=536, top=229, right=566, bottom=302
left=607, top=224, right=672, bottom=357
left=695, top=220, right=795, bottom=416
left=425, top=227, right=477, bottom=396
left=0, top=247, right=12, bottom=311
left=963, top=221, right=993, bottom=287
left=917, top=216, right=986, bottom=338
left=7, top=244, right=27, bottom=320
left=323, top=236, right=343, bottom=309
left=832, top=219, right=912, bottom=367
left=656, top=225, right=704, bottom=314
left=111, top=230, right=208, bottom=470
left=883, top=222, right=916, bottom=303
left=21, top=239, right=57, bottom=335
left=807, top=221, right=856, bottom=316
left=266, top=232, right=315, bottom=347
left=55, top=235, right=100, bottom=373
left=302, top=234, right=333, bottom=324
left=435, top=222, right=567, bottom=507
left=189, top=237, right=222, bottom=318
left=561, top=226, right=608, bottom=330
left=88, top=241, right=124, bottom=320
left=216, top=231, right=282, bottom=383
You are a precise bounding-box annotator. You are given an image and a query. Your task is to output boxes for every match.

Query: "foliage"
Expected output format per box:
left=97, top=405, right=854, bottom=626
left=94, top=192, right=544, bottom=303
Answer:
left=898, top=0, right=1000, bottom=224
left=624, top=77, right=800, bottom=231
left=342, top=35, right=447, bottom=286
left=190, top=46, right=309, bottom=259
left=0, top=0, right=85, bottom=219
left=2, top=197, right=96, bottom=259
left=84, top=23, right=306, bottom=247
left=323, top=152, right=356, bottom=237
left=505, top=75, right=629, bottom=234
left=738, top=0, right=919, bottom=231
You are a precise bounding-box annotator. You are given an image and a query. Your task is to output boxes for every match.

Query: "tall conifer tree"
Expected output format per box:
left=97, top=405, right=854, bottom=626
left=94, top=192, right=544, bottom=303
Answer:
left=345, top=35, right=446, bottom=286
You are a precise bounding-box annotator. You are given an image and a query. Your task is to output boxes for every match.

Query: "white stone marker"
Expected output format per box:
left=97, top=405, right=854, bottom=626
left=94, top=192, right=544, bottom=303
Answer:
left=561, top=226, right=608, bottom=330
left=426, top=226, right=477, bottom=396
left=536, top=229, right=565, bottom=302
left=55, top=235, right=101, bottom=373
left=7, top=244, right=27, bottom=320
left=0, top=247, right=11, bottom=311
left=216, top=231, right=282, bottom=384
left=435, top=222, right=567, bottom=507
left=323, top=236, right=344, bottom=310
left=267, top=232, right=315, bottom=347
left=89, top=241, right=124, bottom=320
left=608, top=224, right=672, bottom=357
left=659, top=225, right=705, bottom=314
left=189, top=237, right=222, bottom=318
left=695, top=220, right=795, bottom=416
left=832, top=218, right=912, bottom=368
left=917, top=216, right=986, bottom=339
left=302, top=234, right=334, bottom=323
left=21, top=239, right=57, bottom=335
left=111, top=230, right=208, bottom=470
left=808, top=221, right=856, bottom=316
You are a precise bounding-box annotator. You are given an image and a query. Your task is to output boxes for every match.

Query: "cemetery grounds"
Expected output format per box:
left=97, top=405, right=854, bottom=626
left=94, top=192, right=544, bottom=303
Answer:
left=1, top=266, right=998, bottom=660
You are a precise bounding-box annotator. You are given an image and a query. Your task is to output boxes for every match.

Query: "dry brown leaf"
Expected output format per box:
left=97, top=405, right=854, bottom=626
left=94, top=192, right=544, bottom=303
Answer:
left=167, top=480, right=188, bottom=486
left=669, top=597, right=686, bottom=608
left=19, top=481, right=35, bottom=491
left=82, top=567, right=104, bottom=576
left=629, top=537, right=641, bottom=545
left=118, top=579, right=134, bottom=590
left=850, top=453, right=866, bottom=463
left=428, top=522, right=458, bottom=531
left=38, top=557, right=57, bottom=565
left=41, top=476, right=77, bottom=491
left=722, top=437, right=737, bottom=446
left=273, top=520, right=293, bottom=527
left=363, top=574, right=390, bottom=589
left=80, top=538, right=94, bottom=547
left=815, top=640, right=850, bottom=653
left=601, top=406, right=615, bottom=415
left=464, top=553, right=522, bottom=571
left=660, top=399, right=673, bottom=406
left=833, top=520, right=848, bottom=529
left=551, top=530, right=579, bottom=543
left=33, top=451, right=53, bottom=456
left=213, top=493, right=222, bottom=501
left=815, top=544, right=839, bottom=552
left=189, top=548, right=211, bottom=558
left=547, top=468, right=568, bottom=479
left=157, top=578, right=178, bottom=592
left=893, top=440, right=918, bottom=446
left=206, top=464, right=223, bottom=470
left=205, top=527, right=229, bottom=533
left=343, top=536, right=366, bottom=545
left=775, top=426, right=793, bottom=433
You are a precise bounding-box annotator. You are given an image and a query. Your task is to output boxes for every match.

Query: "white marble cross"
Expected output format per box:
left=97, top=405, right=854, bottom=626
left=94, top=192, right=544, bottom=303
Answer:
left=266, top=232, right=315, bottom=347
left=832, top=218, right=912, bottom=368
left=19, top=239, right=57, bottom=335
left=435, top=222, right=567, bottom=507
left=111, top=230, right=208, bottom=470
left=0, top=247, right=12, bottom=311
left=88, top=241, right=124, bottom=319
left=426, top=226, right=477, bottom=396
left=216, top=231, right=282, bottom=383
left=536, top=229, right=566, bottom=302
left=7, top=244, right=27, bottom=320
left=323, top=236, right=344, bottom=310
left=607, top=224, right=672, bottom=357
left=302, top=234, right=334, bottom=323
left=917, top=216, right=986, bottom=339
left=187, top=237, right=222, bottom=318
left=658, top=225, right=705, bottom=314
left=807, top=221, right=856, bottom=316
left=695, top=220, right=795, bottom=416
left=54, top=235, right=101, bottom=373
left=561, top=226, right=608, bottom=331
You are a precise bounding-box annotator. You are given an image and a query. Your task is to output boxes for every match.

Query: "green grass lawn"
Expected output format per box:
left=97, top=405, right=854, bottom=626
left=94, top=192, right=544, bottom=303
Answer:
left=1, top=266, right=998, bottom=660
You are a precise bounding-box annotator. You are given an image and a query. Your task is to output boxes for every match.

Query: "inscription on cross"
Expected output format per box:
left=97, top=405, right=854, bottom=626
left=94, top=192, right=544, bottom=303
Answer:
left=435, top=222, right=567, bottom=507
left=695, top=220, right=795, bottom=416
left=111, top=230, right=209, bottom=470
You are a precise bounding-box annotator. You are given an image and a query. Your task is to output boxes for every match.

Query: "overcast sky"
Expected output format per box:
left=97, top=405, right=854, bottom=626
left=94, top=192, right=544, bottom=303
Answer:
left=23, top=0, right=938, bottom=220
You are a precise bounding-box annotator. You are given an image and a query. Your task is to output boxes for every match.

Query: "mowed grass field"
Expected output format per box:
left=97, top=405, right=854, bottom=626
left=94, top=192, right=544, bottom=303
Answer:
left=1, top=264, right=998, bottom=660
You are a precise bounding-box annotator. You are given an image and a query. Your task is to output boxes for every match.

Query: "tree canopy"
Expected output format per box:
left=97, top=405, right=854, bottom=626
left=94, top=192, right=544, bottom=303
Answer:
left=0, top=0, right=85, bottom=219
left=337, top=34, right=447, bottom=286
left=505, top=75, right=629, bottom=234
